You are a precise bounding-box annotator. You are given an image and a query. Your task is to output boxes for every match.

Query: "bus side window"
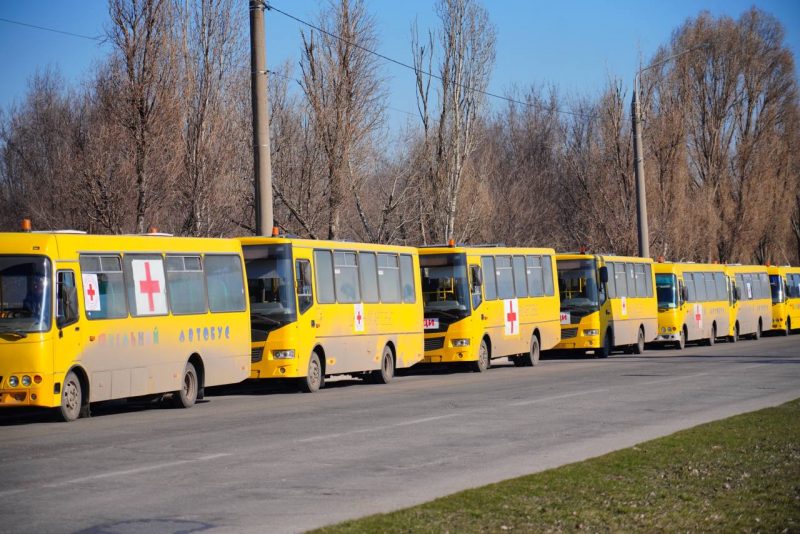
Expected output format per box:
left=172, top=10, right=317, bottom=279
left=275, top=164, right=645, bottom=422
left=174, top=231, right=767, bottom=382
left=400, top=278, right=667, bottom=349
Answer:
left=470, top=265, right=482, bottom=310
left=481, top=256, right=497, bottom=300
left=56, top=270, right=78, bottom=328
left=296, top=260, right=313, bottom=314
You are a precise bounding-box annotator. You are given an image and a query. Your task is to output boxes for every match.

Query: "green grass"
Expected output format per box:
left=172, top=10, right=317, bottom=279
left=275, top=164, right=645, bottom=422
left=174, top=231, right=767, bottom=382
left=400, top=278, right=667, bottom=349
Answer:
left=314, top=399, right=800, bottom=533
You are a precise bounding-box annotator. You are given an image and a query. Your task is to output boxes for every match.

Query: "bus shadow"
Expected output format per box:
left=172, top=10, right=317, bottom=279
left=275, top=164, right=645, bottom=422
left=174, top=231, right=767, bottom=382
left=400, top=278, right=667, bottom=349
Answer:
left=0, top=396, right=212, bottom=426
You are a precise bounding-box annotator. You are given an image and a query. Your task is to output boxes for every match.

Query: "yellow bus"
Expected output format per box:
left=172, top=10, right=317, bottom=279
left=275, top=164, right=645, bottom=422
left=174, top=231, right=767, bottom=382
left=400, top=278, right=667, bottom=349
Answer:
left=418, top=244, right=561, bottom=372
left=0, top=229, right=250, bottom=421
left=725, top=265, right=771, bottom=341
left=653, top=262, right=730, bottom=349
left=555, top=253, right=657, bottom=357
left=767, top=265, right=800, bottom=335
left=240, top=236, right=423, bottom=392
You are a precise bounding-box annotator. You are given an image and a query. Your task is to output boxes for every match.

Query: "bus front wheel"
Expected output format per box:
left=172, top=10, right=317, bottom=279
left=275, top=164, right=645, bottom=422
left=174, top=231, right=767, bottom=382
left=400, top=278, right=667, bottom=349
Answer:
left=173, top=362, right=198, bottom=408
left=372, top=345, right=395, bottom=384
left=632, top=327, right=645, bottom=354
left=730, top=323, right=739, bottom=343
left=675, top=328, right=686, bottom=350
left=752, top=320, right=762, bottom=340
left=520, top=335, right=540, bottom=367
left=598, top=331, right=612, bottom=359
left=706, top=324, right=716, bottom=346
left=472, top=339, right=489, bottom=372
left=58, top=370, right=83, bottom=422
left=300, top=352, right=324, bottom=393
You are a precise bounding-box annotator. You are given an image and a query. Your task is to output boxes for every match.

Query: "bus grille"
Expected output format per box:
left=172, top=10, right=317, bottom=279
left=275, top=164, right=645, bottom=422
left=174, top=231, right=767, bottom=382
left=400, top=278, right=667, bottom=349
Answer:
left=251, top=347, right=264, bottom=363
left=561, top=328, right=579, bottom=339
left=424, top=337, right=445, bottom=351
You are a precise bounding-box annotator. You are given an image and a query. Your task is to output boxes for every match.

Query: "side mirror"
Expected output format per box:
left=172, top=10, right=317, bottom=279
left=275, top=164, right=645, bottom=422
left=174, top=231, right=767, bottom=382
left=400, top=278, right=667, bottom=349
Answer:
left=599, top=266, right=609, bottom=284
left=471, top=265, right=483, bottom=288
left=733, top=286, right=740, bottom=301
left=681, top=285, right=689, bottom=302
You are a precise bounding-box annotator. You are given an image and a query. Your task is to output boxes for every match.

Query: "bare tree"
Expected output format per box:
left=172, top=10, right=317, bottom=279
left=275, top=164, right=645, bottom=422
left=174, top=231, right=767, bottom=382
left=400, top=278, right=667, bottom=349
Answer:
left=106, top=0, right=180, bottom=233
left=412, top=0, right=496, bottom=243
left=300, top=0, right=385, bottom=240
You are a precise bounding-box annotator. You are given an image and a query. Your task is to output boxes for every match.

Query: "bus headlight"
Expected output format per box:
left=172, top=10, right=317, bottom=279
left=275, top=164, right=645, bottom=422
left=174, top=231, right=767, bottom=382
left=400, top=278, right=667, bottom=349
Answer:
left=21, top=376, right=32, bottom=387
left=583, top=329, right=599, bottom=337
left=452, top=339, right=470, bottom=347
left=272, top=349, right=295, bottom=360
left=8, top=376, right=19, bottom=388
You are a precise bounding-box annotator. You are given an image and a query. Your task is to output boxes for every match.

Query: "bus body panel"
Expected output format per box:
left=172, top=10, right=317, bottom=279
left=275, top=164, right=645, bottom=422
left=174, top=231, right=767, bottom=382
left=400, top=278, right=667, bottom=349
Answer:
left=0, top=232, right=250, bottom=411
left=556, top=254, right=657, bottom=353
left=241, top=237, right=424, bottom=382
left=420, top=246, right=560, bottom=364
left=653, top=262, right=730, bottom=345
left=725, top=265, right=771, bottom=337
left=768, top=266, right=800, bottom=333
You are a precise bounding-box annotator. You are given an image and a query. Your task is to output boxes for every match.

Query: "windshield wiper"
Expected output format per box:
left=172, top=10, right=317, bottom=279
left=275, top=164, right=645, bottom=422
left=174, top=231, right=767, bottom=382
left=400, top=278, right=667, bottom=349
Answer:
left=0, top=326, right=28, bottom=339
left=251, top=312, right=282, bottom=326
left=424, top=308, right=464, bottom=320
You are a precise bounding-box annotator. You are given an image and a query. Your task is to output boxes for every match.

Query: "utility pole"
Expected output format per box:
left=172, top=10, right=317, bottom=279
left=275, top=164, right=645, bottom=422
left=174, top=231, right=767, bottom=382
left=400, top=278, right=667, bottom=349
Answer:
left=631, top=44, right=707, bottom=259
left=631, top=78, right=648, bottom=258
left=249, top=0, right=273, bottom=236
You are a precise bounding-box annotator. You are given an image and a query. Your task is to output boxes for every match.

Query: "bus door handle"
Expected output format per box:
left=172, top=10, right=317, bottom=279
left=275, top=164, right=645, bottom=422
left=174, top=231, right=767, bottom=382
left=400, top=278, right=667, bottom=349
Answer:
left=605, top=309, right=611, bottom=315
left=311, top=320, right=318, bottom=328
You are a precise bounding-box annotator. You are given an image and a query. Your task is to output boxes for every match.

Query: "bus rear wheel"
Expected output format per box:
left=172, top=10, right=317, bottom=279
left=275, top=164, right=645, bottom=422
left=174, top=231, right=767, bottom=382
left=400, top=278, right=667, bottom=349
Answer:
left=730, top=323, right=739, bottom=343
left=706, top=325, right=716, bottom=346
left=173, top=362, right=198, bottom=409
left=300, top=352, right=324, bottom=393
left=472, top=339, right=489, bottom=372
left=519, top=335, right=540, bottom=367
left=371, top=346, right=395, bottom=384
left=752, top=320, right=762, bottom=340
left=783, top=318, right=791, bottom=336
left=58, top=370, right=83, bottom=422
left=632, top=327, right=645, bottom=355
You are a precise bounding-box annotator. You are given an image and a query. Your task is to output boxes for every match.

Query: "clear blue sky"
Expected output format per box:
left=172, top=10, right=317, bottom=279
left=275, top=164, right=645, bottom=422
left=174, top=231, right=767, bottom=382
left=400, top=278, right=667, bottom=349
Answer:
left=1, top=0, right=798, bottom=129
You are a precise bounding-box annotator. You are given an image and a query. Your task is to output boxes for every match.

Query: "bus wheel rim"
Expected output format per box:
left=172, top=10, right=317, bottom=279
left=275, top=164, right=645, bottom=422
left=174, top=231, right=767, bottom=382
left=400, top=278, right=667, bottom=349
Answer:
left=64, top=379, right=79, bottom=415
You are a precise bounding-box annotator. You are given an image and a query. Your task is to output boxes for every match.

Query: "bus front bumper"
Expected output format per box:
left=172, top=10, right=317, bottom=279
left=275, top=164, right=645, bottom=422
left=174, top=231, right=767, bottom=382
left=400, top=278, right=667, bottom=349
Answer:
left=554, top=333, right=599, bottom=350
left=655, top=334, right=680, bottom=342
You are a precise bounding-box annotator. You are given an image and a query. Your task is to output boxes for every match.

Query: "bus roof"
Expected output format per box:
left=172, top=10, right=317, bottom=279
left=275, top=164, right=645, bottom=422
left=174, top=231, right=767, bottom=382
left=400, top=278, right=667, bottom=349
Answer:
left=239, top=236, right=418, bottom=254
left=652, top=261, right=727, bottom=274
left=418, top=245, right=556, bottom=256
left=556, top=253, right=653, bottom=264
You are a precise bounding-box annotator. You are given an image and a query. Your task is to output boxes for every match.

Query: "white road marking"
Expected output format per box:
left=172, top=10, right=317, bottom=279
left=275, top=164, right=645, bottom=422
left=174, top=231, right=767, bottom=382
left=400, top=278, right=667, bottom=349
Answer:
left=40, top=453, right=231, bottom=489
left=296, top=413, right=463, bottom=444
left=637, top=372, right=711, bottom=386
left=508, top=388, right=610, bottom=407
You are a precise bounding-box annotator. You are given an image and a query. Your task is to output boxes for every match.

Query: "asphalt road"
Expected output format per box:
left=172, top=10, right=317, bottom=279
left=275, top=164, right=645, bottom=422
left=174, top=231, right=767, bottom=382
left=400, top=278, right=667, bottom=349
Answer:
left=1, top=335, right=799, bottom=534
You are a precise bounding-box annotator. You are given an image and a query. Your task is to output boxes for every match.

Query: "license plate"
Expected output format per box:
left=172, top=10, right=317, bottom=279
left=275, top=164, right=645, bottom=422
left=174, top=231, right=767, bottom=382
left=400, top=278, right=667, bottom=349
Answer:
left=423, top=318, right=439, bottom=329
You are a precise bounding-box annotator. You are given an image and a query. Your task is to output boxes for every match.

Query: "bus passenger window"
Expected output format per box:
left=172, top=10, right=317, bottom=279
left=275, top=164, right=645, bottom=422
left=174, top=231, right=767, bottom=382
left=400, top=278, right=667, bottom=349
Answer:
left=296, top=260, right=313, bottom=314
left=400, top=255, right=416, bottom=303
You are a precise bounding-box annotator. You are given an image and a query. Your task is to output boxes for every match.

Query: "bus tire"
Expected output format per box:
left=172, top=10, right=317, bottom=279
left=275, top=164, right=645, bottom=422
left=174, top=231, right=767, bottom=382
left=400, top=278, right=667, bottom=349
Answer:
left=632, top=327, right=645, bottom=355
left=58, top=370, right=83, bottom=422
left=706, top=324, right=716, bottom=346
left=521, top=334, right=540, bottom=367
left=173, top=362, right=198, bottom=409
left=598, top=331, right=612, bottom=359
left=752, top=320, right=762, bottom=340
left=372, top=345, right=395, bottom=385
left=472, top=339, right=489, bottom=373
left=300, top=352, right=324, bottom=393
left=675, top=327, right=686, bottom=350
left=786, top=318, right=792, bottom=335
left=511, top=355, right=525, bottom=367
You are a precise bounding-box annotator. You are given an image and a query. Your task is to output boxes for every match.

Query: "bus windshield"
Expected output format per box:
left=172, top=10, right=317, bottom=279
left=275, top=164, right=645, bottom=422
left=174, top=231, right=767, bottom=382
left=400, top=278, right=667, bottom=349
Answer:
left=656, top=273, right=678, bottom=309
left=243, top=244, right=297, bottom=331
left=557, top=259, right=599, bottom=313
left=769, top=274, right=784, bottom=304
left=0, top=256, right=52, bottom=335
left=420, top=253, right=471, bottom=319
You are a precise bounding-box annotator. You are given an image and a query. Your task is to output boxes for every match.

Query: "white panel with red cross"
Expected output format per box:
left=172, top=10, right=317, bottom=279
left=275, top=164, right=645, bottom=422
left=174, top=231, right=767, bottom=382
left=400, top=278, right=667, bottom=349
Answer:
left=504, top=298, right=520, bottom=337
left=354, top=303, right=365, bottom=332
left=131, top=259, right=168, bottom=316
left=82, top=273, right=101, bottom=311
left=693, top=303, right=703, bottom=330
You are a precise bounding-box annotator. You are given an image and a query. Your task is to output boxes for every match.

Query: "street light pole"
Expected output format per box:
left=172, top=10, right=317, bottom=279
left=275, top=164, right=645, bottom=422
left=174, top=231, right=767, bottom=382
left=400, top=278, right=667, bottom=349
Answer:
left=249, top=0, right=273, bottom=236
left=631, top=45, right=707, bottom=259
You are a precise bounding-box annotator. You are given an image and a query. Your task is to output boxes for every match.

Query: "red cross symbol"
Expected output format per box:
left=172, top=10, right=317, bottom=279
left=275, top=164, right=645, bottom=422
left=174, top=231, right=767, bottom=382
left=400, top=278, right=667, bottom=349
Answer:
left=87, top=283, right=96, bottom=302
left=356, top=310, right=362, bottom=325
left=507, top=301, right=517, bottom=334
left=139, top=262, right=161, bottom=312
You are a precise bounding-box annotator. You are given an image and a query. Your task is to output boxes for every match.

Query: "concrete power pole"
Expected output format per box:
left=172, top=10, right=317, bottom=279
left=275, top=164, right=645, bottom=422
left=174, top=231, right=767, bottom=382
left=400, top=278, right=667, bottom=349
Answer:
left=249, top=0, right=273, bottom=236
left=631, top=80, right=649, bottom=259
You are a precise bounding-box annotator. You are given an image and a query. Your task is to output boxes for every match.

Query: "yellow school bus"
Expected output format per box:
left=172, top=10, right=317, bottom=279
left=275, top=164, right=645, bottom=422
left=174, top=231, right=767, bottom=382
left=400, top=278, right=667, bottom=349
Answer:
left=768, top=265, right=800, bottom=335
left=725, top=265, right=771, bottom=341
left=653, top=262, right=730, bottom=349
left=555, top=253, right=657, bottom=357
left=240, top=236, right=423, bottom=392
left=0, top=229, right=250, bottom=421
left=418, top=244, right=561, bottom=372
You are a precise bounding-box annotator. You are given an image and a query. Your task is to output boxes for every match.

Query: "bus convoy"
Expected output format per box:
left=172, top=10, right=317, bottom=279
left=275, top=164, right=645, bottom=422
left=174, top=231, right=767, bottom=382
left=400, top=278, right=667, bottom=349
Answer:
left=0, top=227, right=796, bottom=421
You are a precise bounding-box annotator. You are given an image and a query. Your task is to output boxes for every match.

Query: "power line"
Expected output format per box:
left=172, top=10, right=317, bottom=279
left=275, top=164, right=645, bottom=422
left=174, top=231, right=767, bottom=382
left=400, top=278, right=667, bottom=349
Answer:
left=266, top=68, right=418, bottom=118
left=0, top=16, right=104, bottom=42
left=260, top=2, right=595, bottom=120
